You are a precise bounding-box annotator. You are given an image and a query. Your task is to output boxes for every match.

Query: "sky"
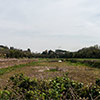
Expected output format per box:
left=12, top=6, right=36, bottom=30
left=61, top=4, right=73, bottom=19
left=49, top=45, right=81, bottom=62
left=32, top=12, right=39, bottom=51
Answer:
left=0, top=0, right=100, bottom=52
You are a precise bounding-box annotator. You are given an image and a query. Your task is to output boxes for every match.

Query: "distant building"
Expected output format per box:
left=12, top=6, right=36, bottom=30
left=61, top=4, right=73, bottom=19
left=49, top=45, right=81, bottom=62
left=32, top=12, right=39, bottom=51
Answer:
left=55, top=49, right=66, bottom=55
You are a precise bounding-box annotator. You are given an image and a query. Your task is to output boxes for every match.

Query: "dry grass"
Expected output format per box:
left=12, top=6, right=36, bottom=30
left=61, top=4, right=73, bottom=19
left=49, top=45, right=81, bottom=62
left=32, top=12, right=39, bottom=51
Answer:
left=0, top=58, right=37, bottom=69
left=0, top=59, right=100, bottom=89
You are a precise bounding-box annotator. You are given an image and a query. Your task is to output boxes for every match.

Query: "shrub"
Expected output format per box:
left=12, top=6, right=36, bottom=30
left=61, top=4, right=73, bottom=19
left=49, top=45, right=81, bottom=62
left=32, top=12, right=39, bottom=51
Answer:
left=96, top=79, right=100, bottom=86
left=0, top=73, right=100, bottom=100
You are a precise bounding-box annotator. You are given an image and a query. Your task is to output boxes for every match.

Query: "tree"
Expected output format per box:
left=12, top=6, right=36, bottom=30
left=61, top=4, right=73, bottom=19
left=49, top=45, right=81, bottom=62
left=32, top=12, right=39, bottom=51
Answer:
left=27, top=48, right=31, bottom=53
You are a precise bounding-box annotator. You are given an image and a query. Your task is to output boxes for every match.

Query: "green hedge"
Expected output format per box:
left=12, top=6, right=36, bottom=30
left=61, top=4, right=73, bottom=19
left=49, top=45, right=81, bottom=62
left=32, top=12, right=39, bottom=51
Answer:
left=66, top=59, right=100, bottom=68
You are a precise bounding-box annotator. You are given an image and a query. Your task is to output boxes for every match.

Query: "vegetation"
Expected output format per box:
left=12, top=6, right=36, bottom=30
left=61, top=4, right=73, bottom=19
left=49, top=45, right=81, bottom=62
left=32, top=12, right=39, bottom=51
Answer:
left=0, top=73, right=100, bottom=100
left=66, top=59, right=100, bottom=68
left=48, top=67, right=59, bottom=72
left=0, top=44, right=100, bottom=99
left=0, top=61, right=39, bottom=75
left=1, top=45, right=100, bottom=58
left=0, top=45, right=33, bottom=58
left=41, top=45, right=100, bottom=58
left=1, top=59, right=100, bottom=89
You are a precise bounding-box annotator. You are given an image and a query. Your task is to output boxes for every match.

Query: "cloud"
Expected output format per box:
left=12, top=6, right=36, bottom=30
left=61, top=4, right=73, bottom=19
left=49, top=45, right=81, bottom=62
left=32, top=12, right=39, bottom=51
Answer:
left=0, top=0, right=100, bottom=51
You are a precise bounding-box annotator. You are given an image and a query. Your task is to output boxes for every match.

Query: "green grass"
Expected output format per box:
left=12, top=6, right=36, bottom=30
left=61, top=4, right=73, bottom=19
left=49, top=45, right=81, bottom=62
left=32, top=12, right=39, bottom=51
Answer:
left=0, top=61, right=40, bottom=75
left=67, top=58, right=100, bottom=61
left=67, top=61, right=88, bottom=67
left=66, top=59, right=100, bottom=69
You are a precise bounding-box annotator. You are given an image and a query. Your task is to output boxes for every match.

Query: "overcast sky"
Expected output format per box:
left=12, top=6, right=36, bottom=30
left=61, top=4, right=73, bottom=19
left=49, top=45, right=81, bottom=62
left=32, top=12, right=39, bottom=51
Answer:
left=0, top=0, right=100, bottom=52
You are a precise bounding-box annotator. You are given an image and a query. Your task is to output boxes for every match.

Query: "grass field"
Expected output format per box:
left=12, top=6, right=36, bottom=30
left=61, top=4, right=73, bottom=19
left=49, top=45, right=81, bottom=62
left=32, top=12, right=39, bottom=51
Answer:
left=0, top=58, right=100, bottom=90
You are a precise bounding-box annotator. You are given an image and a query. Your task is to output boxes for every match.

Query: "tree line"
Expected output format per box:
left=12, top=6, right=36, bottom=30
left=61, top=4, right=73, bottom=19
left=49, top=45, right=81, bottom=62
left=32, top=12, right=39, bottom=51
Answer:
left=0, top=45, right=100, bottom=58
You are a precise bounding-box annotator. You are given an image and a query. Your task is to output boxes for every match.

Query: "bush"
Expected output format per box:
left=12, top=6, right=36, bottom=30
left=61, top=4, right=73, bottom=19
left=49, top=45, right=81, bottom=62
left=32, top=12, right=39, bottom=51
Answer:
left=0, top=73, right=100, bottom=100
left=96, top=79, right=100, bottom=86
